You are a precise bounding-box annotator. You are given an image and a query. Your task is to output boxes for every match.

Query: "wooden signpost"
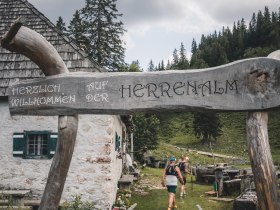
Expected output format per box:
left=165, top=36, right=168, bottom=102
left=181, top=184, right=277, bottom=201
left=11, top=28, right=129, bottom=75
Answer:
left=6, top=57, right=280, bottom=115
left=1, top=20, right=280, bottom=209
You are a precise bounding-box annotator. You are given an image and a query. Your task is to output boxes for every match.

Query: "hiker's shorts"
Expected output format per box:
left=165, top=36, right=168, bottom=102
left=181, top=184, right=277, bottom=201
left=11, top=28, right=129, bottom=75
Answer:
left=167, top=185, right=177, bottom=194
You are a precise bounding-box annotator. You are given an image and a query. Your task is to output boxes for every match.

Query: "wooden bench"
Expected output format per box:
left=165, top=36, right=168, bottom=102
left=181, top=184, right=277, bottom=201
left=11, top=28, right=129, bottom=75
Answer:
left=0, top=200, right=8, bottom=205
left=24, top=199, right=41, bottom=206
left=0, top=190, right=31, bottom=205
left=24, top=199, right=65, bottom=208
left=0, top=206, right=32, bottom=209
left=118, top=175, right=134, bottom=190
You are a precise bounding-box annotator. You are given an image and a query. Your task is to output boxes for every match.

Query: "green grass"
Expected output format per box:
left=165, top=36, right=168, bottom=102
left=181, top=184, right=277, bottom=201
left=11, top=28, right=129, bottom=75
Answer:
left=130, top=110, right=280, bottom=209
left=156, top=111, right=280, bottom=164
left=152, top=142, right=231, bottom=166
left=131, top=167, right=233, bottom=210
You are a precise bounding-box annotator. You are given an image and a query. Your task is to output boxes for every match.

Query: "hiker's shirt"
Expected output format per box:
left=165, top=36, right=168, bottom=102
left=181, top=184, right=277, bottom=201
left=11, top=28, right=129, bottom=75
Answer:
left=165, top=165, right=178, bottom=186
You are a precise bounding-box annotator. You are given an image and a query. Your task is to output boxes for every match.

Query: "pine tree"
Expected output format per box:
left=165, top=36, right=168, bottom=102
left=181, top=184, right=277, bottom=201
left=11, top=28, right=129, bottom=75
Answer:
left=81, top=0, right=126, bottom=71
left=193, top=112, right=222, bottom=144
left=147, top=60, right=155, bottom=71
left=133, top=113, right=160, bottom=161
left=68, top=10, right=89, bottom=50
left=248, top=13, right=257, bottom=47
left=56, top=16, right=67, bottom=34
left=171, top=48, right=179, bottom=69
left=191, top=38, right=198, bottom=54
left=160, top=60, right=165, bottom=71
left=256, top=10, right=264, bottom=45
left=166, top=59, right=171, bottom=70
left=129, top=60, right=141, bottom=72
left=178, top=42, right=189, bottom=69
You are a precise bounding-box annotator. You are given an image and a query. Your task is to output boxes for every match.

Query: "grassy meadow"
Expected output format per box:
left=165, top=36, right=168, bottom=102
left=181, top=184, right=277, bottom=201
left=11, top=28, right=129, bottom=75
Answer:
left=130, top=167, right=233, bottom=210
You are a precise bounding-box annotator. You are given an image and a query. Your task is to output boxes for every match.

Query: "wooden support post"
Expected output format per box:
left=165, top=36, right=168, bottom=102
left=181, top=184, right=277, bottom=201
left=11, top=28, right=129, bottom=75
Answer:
left=246, top=112, right=280, bottom=210
left=1, top=18, right=79, bottom=209
left=246, top=50, right=280, bottom=210
left=39, top=115, right=78, bottom=209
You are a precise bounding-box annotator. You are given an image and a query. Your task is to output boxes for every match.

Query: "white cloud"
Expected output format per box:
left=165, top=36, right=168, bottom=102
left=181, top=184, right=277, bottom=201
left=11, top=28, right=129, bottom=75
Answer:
left=28, top=0, right=84, bottom=23
left=26, top=0, right=280, bottom=67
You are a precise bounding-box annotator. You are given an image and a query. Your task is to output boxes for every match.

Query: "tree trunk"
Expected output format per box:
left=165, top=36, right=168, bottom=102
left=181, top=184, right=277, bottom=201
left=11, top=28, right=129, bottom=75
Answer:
left=1, top=18, right=79, bottom=209
left=246, top=112, right=280, bottom=210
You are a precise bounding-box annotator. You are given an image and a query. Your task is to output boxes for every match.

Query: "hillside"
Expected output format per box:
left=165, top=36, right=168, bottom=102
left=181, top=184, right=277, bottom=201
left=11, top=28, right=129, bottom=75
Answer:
left=156, top=109, right=280, bottom=164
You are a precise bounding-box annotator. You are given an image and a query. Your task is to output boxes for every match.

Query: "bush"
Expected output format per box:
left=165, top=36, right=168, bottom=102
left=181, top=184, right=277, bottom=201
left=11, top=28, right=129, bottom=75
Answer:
left=61, top=195, right=96, bottom=210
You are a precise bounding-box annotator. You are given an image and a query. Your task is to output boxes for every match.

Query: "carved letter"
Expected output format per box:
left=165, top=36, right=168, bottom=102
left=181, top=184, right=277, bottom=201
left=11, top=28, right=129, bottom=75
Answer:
left=146, top=83, right=159, bottom=98
left=226, top=80, right=238, bottom=93
left=187, top=81, right=198, bottom=95
left=159, top=82, right=172, bottom=97
left=120, top=85, right=131, bottom=98
left=198, top=81, right=211, bottom=97
left=214, top=80, right=224, bottom=94
left=133, top=84, right=145, bottom=97
left=173, top=82, right=185, bottom=95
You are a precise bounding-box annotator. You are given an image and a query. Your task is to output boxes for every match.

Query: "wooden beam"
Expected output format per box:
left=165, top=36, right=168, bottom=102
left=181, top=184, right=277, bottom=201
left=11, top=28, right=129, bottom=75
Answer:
left=246, top=51, right=280, bottom=210
left=246, top=112, right=280, bottom=210
left=1, top=19, right=78, bottom=210
left=39, top=115, right=78, bottom=209
left=1, top=18, right=68, bottom=75
left=7, top=57, right=280, bottom=115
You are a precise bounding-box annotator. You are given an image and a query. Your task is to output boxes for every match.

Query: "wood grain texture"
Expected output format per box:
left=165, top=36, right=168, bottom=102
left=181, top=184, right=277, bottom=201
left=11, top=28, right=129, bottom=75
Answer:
left=246, top=112, right=280, bottom=210
left=7, top=57, right=280, bottom=115
left=246, top=51, right=280, bottom=210
left=39, top=115, right=78, bottom=209
left=1, top=19, right=79, bottom=210
left=1, top=20, right=68, bottom=76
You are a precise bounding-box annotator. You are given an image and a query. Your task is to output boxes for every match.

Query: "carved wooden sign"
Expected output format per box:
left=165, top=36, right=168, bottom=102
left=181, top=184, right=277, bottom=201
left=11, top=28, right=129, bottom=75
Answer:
left=7, top=57, right=280, bottom=115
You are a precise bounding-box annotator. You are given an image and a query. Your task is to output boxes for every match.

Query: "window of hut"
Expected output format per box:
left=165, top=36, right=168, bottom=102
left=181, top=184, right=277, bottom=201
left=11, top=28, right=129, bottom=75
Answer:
left=13, top=131, right=57, bottom=159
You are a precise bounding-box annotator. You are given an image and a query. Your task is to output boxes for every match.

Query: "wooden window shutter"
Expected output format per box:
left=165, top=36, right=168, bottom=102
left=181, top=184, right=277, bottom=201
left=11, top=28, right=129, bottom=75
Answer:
left=115, top=132, right=121, bottom=151
left=13, top=132, right=26, bottom=157
left=48, top=133, right=58, bottom=159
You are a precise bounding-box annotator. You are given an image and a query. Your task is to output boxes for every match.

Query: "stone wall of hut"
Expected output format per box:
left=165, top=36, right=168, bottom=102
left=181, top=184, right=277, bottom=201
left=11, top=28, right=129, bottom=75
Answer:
left=0, top=100, right=124, bottom=209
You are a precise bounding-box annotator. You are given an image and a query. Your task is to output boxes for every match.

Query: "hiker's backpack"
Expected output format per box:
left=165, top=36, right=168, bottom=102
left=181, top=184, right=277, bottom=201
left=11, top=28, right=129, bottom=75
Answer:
left=178, top=162, right=186, bottom=172
left=166, top=165, right=178, bottom=176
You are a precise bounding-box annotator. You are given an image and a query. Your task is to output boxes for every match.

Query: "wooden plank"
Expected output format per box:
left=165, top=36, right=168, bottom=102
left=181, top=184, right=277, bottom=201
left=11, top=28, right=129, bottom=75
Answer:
left=0, top=200, right=8, bottom=205
left=208, top=197, right=234, bottom=202
left=0, top=207, right=32, bottom=210
left=205, top=191, right=217, bottom=196
left=7, top=57, right=280, bottom=116
left=0, top=190, right=30, bottom=196
left=127, top=203, right=137, bottom=210
left=24, top=200, right=65, bottom=206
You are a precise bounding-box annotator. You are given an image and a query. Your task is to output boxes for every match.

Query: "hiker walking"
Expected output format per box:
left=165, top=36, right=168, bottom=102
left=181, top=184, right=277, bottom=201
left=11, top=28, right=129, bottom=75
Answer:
left=161, top=156, right=184, bottom=210
left=178, top=155, right=189, bottom=197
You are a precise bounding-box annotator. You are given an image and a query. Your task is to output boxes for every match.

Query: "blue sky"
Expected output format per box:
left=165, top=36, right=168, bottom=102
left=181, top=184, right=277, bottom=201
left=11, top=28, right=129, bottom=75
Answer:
left=28, top=0, right=280, bottom=70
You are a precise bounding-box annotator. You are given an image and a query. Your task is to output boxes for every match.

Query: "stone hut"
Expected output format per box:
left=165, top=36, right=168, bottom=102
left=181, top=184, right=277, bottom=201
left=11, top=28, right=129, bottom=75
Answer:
left=0, top=0, right=131, bottom=209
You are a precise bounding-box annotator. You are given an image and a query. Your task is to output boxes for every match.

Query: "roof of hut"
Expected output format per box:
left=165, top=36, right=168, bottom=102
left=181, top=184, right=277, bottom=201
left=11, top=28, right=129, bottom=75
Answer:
left=0, top=0, right=105, bottom=97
